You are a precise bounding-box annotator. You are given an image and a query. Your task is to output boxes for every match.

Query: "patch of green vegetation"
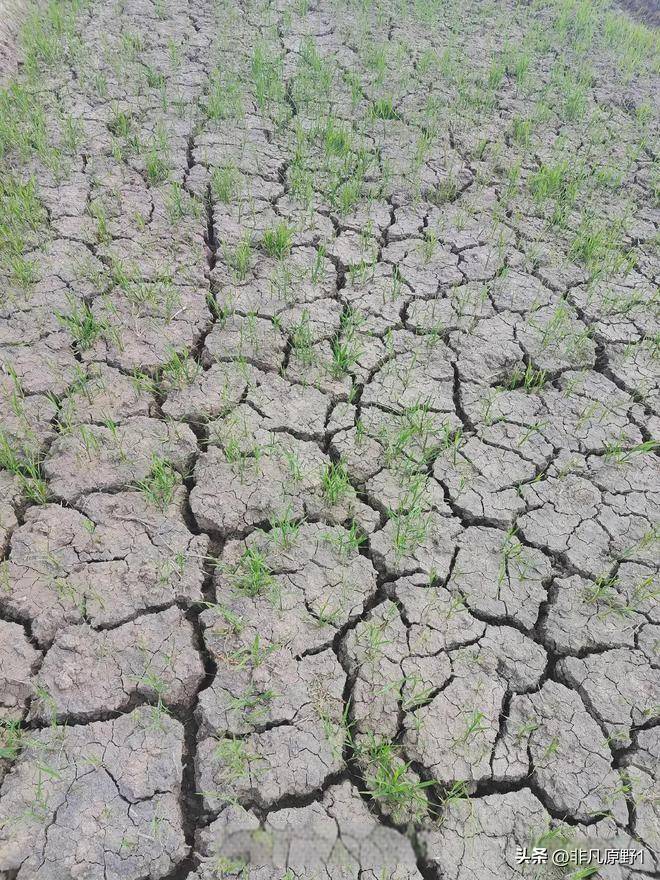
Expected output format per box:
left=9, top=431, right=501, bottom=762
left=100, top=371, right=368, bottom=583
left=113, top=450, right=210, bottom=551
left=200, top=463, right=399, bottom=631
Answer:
left=227, top=548, right=274, bottom=596
left=251, top=41, right=286, bottom=111
left=320, top=460, right=351, bottom=505
left=227, top=236, right=253, bottom=281
left=358, top=735, right=433, bottom=816
left=0, top=84, right=48, bottom=162
left=0, top=429, right=49, bottom=504
left=0, top=718, right=24, bottom=761
left=262, top=222, right=294, bottom=259
left=56, top=298, right=110, bottom=351
left=146, top=149, right=169, bottom=185
left=371, top=97, right=400, bottom=120
left=135, top=455, right=181, bottom=509
left=211, top=164, right=242, bottom=204
left=568, top=215, right=634, bottom=279
left=0, top=0, right=90, bottom=288
left=602, top=7, right=659, bottom=77
left=0, top=176, right=45, bottom=283
left=205, top=71, right=243, bottom=120
left=529, top=160, right=581, bottom=226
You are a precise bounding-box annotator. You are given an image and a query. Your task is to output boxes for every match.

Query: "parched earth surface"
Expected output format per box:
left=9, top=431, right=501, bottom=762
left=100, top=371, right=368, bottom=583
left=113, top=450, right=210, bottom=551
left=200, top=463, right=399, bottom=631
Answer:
left=0, top=0, right=658, bottom=878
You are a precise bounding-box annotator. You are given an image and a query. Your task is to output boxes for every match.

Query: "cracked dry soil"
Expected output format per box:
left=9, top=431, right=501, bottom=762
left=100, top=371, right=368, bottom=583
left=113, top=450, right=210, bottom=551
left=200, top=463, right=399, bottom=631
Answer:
left=0, top=0, right=658, bottom=878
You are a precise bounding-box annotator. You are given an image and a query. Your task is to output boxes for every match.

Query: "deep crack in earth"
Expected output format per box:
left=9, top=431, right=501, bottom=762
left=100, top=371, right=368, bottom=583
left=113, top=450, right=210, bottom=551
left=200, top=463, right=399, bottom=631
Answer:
left=0, top=0, right=658, bottom=878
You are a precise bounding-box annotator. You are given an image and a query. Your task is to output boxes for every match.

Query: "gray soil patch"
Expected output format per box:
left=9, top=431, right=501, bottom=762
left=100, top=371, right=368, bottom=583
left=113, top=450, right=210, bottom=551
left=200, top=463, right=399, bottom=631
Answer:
left=0, top=0, right=657, bottom=877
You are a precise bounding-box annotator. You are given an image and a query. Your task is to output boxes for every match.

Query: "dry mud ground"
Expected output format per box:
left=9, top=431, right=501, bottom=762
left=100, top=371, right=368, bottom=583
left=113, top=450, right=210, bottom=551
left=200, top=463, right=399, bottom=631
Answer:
left=617, top=0, right=660, bottom=28
left=0, top=0, right=45, bottom=86
left=0, top=0, right=658, bottom=878
left=0, top=1, right=32, bottom=82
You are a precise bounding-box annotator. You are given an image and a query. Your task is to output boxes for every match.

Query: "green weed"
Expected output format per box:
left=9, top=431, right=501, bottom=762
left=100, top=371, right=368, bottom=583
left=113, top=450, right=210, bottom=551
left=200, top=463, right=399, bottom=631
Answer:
left=227, top=548, right=274, bottom=597
left=205, top=72, right=243, bottom=120
left=211, top=164, right=242, bottom=204
left=320, top=460, right=351, bottom=504
left=56, top=299, right=108, bottom=351
left=358, top=735, right=433, bottom=814
left=262, top=222, right=294, bottom=259
left=371, top=97, right=400, bottom=120
left=135, top=456, right=180, bottom=509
